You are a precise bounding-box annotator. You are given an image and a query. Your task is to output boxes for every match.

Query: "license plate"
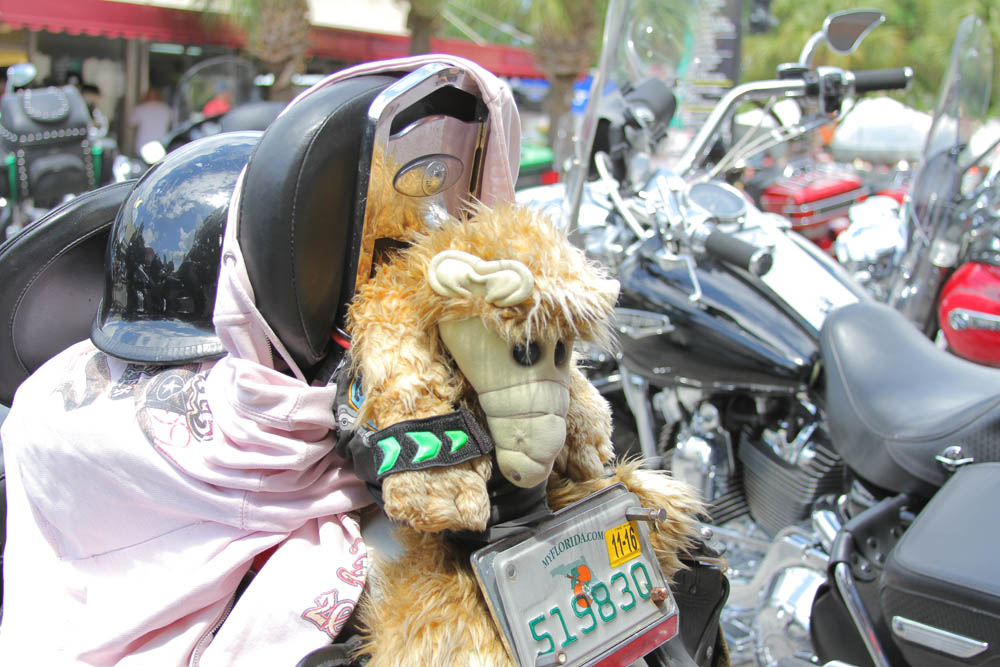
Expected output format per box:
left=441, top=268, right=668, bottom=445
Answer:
left=471, top=483, right=679, bottom=666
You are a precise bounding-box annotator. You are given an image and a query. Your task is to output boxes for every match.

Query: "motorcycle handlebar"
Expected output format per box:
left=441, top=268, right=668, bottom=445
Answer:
left=705, top=230, right=774, bottom=277
left=852, top=67, right=913, bottom=94
left=624, top=78, right=677, bottom=128
left=677, top=65, right=914, bottom=175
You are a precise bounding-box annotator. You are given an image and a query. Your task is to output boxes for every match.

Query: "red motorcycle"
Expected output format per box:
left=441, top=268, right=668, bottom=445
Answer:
left=836, top=14, right=1000, bottom=366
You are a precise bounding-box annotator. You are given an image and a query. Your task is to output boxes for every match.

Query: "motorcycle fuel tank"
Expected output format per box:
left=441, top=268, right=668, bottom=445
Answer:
left=614, top=214, right=866, bottom=392
left=938, top=261, right=1000, bottom=367
left=616, top=237, right=819, bottom=392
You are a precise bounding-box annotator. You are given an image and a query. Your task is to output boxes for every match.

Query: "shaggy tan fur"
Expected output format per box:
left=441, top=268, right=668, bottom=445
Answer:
left=345, top=201, right=704, bottom=665
left=347, top=203, right=619, bottom=533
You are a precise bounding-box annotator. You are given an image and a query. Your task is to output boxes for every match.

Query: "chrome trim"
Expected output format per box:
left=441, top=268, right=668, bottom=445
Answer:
left=740, top=215, right=862, bottom=331
left=676, top=79, right=809, bottom=176
left=812, top=508, right=842, bottom=554
left=620, top=365, right=661, bottom=467
left=935, top=445, right=975, bottom=472
left=671, top=402, right=735, bottom=506
left=949, top=307, right=1000, bottom=332
left=755, top=565, right=828, bottom=660
left=798, top=30, right=826, bottom=67
left=834, top=561, right=891, bottom=667
left=352, top=63, right=487, bottom=293
left=892, top=616, right=988, bottom=658
left=749, top=246, right=774, bottom=277
left=727, top=526, right=828, bottom=610
left=782, top=187, right=864, bottom=217
left=686, top=180, right=749, bottom=224
left=614, top=308, right=675, bottom=339
left=589, top=372, right=622, bottom=395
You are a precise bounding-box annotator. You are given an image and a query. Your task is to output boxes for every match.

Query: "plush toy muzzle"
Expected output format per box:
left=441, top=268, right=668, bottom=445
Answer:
left=438, top=317, right=572, bottom=488
left=430, top=248, right=579, bottom=488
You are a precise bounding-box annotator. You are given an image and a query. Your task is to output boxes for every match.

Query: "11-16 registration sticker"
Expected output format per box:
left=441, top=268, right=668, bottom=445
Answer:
left=605, top=520, right=641, bottom=569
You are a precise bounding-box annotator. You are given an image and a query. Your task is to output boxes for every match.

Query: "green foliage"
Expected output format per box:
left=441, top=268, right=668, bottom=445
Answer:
left=448, top=0, right=609, bottom=63
left=743, top=0, right=1000, bottom=112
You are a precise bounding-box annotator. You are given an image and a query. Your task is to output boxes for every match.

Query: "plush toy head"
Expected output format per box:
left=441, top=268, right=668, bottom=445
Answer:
left=349, top=202, right=619, bottom=492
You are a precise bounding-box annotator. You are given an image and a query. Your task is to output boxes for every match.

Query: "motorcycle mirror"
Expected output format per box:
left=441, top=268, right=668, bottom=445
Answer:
left=825, top=9, right=885, bottom=53
left=7, top=63, right=37, bottom=90
left=140, top=141, right=167, bottom=165
left=799, top=9, right=885, bottom=66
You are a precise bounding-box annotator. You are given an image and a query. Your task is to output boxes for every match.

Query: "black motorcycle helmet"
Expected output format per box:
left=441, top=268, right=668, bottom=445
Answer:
left=90, top=131, right=260, bottom=363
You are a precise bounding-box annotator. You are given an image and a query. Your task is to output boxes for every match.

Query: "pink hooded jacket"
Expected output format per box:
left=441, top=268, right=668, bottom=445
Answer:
left=0, top=55, right=519, bottom=665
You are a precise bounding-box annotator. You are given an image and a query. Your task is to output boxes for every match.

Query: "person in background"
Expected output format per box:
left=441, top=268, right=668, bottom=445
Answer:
left=81, top=82, right=110, bottom=137
left=129, top=87, right=171, bottom=157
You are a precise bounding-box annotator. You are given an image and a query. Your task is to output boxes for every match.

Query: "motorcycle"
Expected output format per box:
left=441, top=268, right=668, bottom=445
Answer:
left=837, top=15, right=1000, bottom=367
left=526, top=2, right=1000, bottom=665
left=520, top=4, right=904, bottom=465
left=0, top=49, right=726, bottom=666
left=0, top=63, right=120, bottom=238
left=113, top=55, right=286, bottom=180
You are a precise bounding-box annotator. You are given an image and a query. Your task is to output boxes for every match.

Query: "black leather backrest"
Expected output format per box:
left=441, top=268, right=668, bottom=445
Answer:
left=237, top=75, right=397, bottom=375
left=0, top=181, right=133, bottom=405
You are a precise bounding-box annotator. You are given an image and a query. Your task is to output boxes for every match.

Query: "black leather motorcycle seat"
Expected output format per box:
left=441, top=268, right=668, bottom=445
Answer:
left=0, top=180, right=134, bottom=406
left=820, top=301, right=1000, bottom=496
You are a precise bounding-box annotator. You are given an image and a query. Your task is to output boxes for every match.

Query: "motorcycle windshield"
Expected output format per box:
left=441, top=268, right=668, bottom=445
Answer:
left=908, top=15, right=993, bottom=246
left=171, top=56, right=261, bottom=127
left=616, top=0, right=694, bottom=86
left=563, top=0, right=696, bottom=228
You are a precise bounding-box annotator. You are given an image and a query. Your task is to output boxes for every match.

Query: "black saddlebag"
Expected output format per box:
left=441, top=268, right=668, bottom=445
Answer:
left=880, top=462, right=1000, bottom=666
left=0, top=86, right=101, bottom=207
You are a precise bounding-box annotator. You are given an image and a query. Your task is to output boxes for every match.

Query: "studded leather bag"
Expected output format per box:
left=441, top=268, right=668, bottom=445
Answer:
left=0, top=85, right=98, bottom=207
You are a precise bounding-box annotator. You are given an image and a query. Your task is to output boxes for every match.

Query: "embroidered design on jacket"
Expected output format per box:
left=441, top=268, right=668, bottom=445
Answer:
left=56, top=352, right=111, bottom=410
left=136, top=366, right=214, bottom=448
left=301, top=537, right=367, bottom=638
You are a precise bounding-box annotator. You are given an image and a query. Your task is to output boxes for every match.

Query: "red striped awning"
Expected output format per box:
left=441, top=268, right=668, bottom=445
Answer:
left=0, top=0, right=543, bottom=79
left=0, top=0, right=243, bottom=46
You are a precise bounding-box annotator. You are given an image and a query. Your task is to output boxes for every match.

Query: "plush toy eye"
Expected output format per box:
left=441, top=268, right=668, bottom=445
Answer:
left=554, top=340, right=568, bottom=366
left=512, top=341, right=542, bottom=367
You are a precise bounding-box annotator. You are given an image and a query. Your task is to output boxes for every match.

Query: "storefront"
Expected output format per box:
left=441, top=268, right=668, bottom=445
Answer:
left=0, top=0, right=540, bottom=152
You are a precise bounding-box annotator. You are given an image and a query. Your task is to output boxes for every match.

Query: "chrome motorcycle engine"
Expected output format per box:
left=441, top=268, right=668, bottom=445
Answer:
left=660, top=390, right=844, bottom=664
left=740, top=426, right=844, bottom=537
left=662, top=391, right=843, bottom=536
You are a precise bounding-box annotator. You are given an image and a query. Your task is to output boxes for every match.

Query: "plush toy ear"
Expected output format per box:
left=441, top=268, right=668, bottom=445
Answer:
left=427, top=250, right=534, bottom=307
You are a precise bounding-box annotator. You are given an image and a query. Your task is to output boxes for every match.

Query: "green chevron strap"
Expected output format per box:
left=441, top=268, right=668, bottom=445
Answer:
left=349, top=406, right=495, bottom=483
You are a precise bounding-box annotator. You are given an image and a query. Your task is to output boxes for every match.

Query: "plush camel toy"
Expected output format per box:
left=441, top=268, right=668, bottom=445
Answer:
left=343, top=201, right=704, bottom=665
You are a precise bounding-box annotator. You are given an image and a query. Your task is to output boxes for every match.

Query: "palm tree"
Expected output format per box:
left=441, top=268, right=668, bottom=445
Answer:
left=407, top=0, right=449, bottom=54
left=203, top=0, right=311, bottom=102
left=452, top=0, right=607, bottom=155
left=527, top=0, right=606, bottom=155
